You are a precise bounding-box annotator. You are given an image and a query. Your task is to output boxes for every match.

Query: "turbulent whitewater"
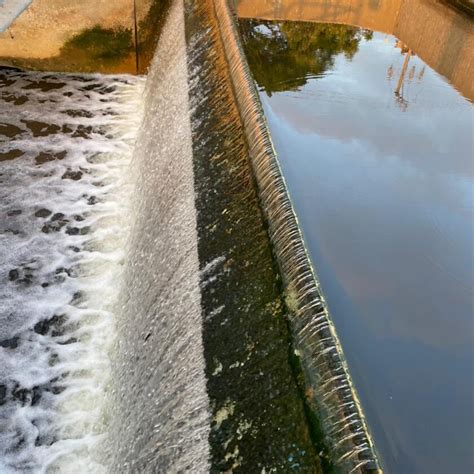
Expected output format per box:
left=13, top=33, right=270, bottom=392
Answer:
left=0, top=70, right=145, bottom=472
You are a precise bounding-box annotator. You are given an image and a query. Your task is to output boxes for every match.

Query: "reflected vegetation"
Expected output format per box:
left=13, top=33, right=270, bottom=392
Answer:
left=240, top=20, right=373, bottom=94
left=237, top=0, right=474, bottom=102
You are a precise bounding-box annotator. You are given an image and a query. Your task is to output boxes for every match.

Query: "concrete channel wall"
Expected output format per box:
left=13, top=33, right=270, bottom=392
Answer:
left=0, top=0, right=166, bottom=74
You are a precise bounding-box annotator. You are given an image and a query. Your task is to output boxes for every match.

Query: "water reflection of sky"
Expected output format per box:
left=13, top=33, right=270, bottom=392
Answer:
left=257, top=30, right=473, bottom=473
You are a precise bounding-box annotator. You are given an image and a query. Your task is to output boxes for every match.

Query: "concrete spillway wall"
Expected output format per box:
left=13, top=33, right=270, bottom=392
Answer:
left=0, top=0, right=168, bottom=74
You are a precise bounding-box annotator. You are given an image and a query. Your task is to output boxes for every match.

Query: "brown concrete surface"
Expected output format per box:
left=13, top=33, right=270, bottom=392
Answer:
left=0, top=0, right=161, bottom=73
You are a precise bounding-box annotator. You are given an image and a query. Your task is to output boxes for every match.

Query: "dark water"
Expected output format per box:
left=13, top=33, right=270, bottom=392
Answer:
left=240, top=19, right=474, bottom=474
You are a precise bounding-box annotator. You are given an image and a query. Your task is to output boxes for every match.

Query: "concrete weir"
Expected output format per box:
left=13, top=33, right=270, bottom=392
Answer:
left=205, top=0, right=380, bottom=471
left=1, top=0, right=381, bottom=472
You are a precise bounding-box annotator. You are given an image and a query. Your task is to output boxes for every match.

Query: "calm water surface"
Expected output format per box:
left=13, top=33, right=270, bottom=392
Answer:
left=241, top=18, right=474, bottom=474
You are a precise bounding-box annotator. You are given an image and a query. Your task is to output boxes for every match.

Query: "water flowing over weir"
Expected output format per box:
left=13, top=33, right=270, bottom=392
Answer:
left=1, top=0, right=383, bottom=471
left=104, top=0, right=211, bottom=470
left=184, top=0, right=321, bottom=471
left=194, top=0, right=382, bottom=471
left=0, top=1, right=213, bottom=470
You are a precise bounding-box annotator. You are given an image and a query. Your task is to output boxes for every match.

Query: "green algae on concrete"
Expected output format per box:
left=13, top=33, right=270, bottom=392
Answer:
left=64, top=26, right=133, bottom=62
left=136, top=0, right=173, bottom=74
left=0, top=25, right=136, bottom=73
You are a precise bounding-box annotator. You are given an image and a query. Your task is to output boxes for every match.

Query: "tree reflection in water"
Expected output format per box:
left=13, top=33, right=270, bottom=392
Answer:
left=239, top=19, right=373, bottom=95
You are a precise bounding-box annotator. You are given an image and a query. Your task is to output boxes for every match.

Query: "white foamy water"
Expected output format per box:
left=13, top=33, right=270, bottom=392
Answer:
left=0, top=70, right=145, bottom=472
